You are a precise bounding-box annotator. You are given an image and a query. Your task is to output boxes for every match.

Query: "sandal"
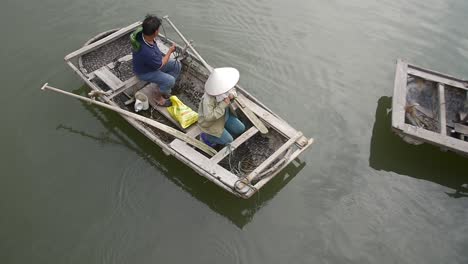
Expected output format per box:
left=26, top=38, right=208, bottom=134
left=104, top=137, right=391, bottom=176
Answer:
left=161, top=93, right=171, bottom=99
left=156, top=98, right=172, bottom=107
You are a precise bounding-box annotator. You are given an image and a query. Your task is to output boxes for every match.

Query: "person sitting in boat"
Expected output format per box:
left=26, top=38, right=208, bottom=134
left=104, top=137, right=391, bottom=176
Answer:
left=132, top=15, right=180, bottom=106
left=198, top=68, right=246, bottom=146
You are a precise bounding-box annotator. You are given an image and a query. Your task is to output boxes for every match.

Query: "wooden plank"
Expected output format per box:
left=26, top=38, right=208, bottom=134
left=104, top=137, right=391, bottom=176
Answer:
left=106, top=76, right=147, bottom=99
left=246, top=132, right=303, bottom=183
left=64, top=21, right=142, bottom=61
left=253, top=138, right=314, bottom=190
left=169, top=139, right=245, bottom=190
left=438, top=83, right=447, bottom=135
left=233, top=97, right=268, bottom=134
left=392, top=59, right=408, bottom=129
left=94, top=66, right=124, bottom=91
left=407, top=67, right=468, bottom=91
left=186, top=125, right=201, bottom=138
left=454, top=123, right=468, bottom=135
left=238, top=93, right=299, bottom=138
left=400, top=123, right=468, bottom=154
left=210, top=127, right=259, bottom=164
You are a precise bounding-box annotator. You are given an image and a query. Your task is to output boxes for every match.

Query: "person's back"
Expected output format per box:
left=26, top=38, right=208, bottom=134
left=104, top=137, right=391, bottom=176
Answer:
left=132, top=30, right=163, bottom=75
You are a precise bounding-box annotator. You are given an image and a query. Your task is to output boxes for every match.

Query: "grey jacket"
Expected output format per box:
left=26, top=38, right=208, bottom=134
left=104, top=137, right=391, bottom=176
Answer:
left=197, top=94, right=230, bottom=137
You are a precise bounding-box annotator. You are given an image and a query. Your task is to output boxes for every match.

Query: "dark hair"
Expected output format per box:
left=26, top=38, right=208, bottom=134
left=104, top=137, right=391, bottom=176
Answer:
left=142, top=15, right=161, bottom=36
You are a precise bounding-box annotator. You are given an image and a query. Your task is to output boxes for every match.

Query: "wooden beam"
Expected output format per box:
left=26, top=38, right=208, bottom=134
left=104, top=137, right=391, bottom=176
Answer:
left=210, top=126, right=259, bottom=163
left=407, top=67, right=467, bottom=91
left=234, top=97, right=268, bottom=134
left=238, top=94, right=299, bottom=138
left=392, top=59, right=408, bottom=129
left=94, top=66, right=124, bottom=91
left=169, top=139, right=251, bottom=194
left=400, top=123, right=468, bottom=154
left=245, top=132, right=303, bottom=183
left=64, top=21, right=141, bottom=61
left=438, top=83, right=447, bottom=135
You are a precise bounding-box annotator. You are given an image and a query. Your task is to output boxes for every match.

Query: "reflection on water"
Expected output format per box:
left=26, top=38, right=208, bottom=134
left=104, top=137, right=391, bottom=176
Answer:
left=59, top=86, right=307, bottom=228
left=369, top=96, right=468, bottom=198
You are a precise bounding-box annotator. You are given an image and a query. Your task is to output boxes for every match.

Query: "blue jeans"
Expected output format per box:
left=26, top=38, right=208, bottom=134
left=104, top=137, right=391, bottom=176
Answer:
left=205, top=111, right=246, bottom=145
left=137, top=59, right=181, bottom=94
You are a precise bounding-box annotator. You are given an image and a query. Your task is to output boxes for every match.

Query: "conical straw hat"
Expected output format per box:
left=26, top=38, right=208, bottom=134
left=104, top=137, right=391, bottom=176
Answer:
left=204, top=67, right=240, bottom=96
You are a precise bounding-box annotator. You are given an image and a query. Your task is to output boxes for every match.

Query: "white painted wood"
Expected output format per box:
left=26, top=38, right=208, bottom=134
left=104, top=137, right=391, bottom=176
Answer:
left=186, top=125, right=201, bottom=138
left=94, top=66, right=124, bottom=91
left=392, top=59, right=408, bottom=129
left=234, top=97, right=268, bottom=134
left=238, top=93, right=299, bottom=138
left=400, top=123, right=468, bottom=154
left=438, top=83, right=447, bottom=136
left=169, top=139, right=248, bottom=192
left=246, top=132, right=303, bottom=182
left=210, top=127, right=259, bottom=164
left=64, top=21, right=141, bottom=61
left=254, top=138, right=314, bottom=190
left=407, top=67, right=468, bottom=91
left=454, top=123, right=468, bottom=135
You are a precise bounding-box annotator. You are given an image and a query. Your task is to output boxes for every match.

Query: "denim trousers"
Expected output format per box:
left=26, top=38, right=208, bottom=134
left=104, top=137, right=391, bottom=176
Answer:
left=137, top=59, right=181, bottom=94
left=205, top=110, right=246, bottom=145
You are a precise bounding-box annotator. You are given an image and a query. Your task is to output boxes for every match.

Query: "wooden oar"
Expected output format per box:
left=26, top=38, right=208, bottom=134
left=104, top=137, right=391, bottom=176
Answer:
left=163, top=16, right=269, bottom=134
left=40, top=83, right=217, bottom=156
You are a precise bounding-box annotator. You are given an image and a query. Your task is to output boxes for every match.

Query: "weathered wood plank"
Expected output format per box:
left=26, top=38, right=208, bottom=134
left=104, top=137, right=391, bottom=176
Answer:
left=246, top=132, right=303, bottom=182
left=400, top=123, right=468, bottom=154
left=392, top=59, right=408, bottom=129
left=407, top=67, right=468, bottom=91
left=454, top=123, right=468, bottom=135
left=238, top=94, right=299, bottom=138
left=169, top=139, right=246, bottom=191
left=185, top=125, right=201, bottom=138
left=438, top=83, right=447, bottom=136
left=253, top=138, right=314, bottom=190
left=64, top=21, right=141, bottom=61
left=234, top=97, right=268, bottom=134
left=210, top=126, right=259, bottom=164
left=106, top=76, right=147, bottom=100
left=94, top=66, right=124, bottom=91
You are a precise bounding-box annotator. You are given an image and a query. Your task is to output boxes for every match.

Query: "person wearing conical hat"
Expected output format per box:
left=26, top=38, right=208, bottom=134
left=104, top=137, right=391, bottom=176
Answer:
left=198, top=68, right=246, bottom=146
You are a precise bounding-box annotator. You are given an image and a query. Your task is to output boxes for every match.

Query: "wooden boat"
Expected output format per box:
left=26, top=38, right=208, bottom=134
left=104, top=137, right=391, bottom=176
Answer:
left=392, top=59, right=468, bottom=156
left=57, top=19, right=314, bottom=198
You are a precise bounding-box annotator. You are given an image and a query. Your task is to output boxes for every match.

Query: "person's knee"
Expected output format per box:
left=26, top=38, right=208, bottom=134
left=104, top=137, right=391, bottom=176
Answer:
left=224, top=134, right=234, bottom=145
left=159, top=76, right=175, bottom=93
left=231, top=121, right=245, bottom=136
left=164, top=76, right=175, bottom=88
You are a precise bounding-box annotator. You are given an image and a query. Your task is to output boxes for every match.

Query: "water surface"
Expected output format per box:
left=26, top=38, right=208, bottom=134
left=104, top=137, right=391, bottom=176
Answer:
left=1, top=0, right=467, bottom=263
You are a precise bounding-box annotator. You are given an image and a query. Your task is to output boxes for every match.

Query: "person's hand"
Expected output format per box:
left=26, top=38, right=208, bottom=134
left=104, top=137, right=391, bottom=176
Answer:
left=169, top=44, right=176, bottom=53
left=223, top=97, right=231, bottom=104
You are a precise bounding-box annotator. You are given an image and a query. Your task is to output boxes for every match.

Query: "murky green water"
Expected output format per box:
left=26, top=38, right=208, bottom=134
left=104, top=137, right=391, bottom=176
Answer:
left=1, top=0, right=467, bottom=263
